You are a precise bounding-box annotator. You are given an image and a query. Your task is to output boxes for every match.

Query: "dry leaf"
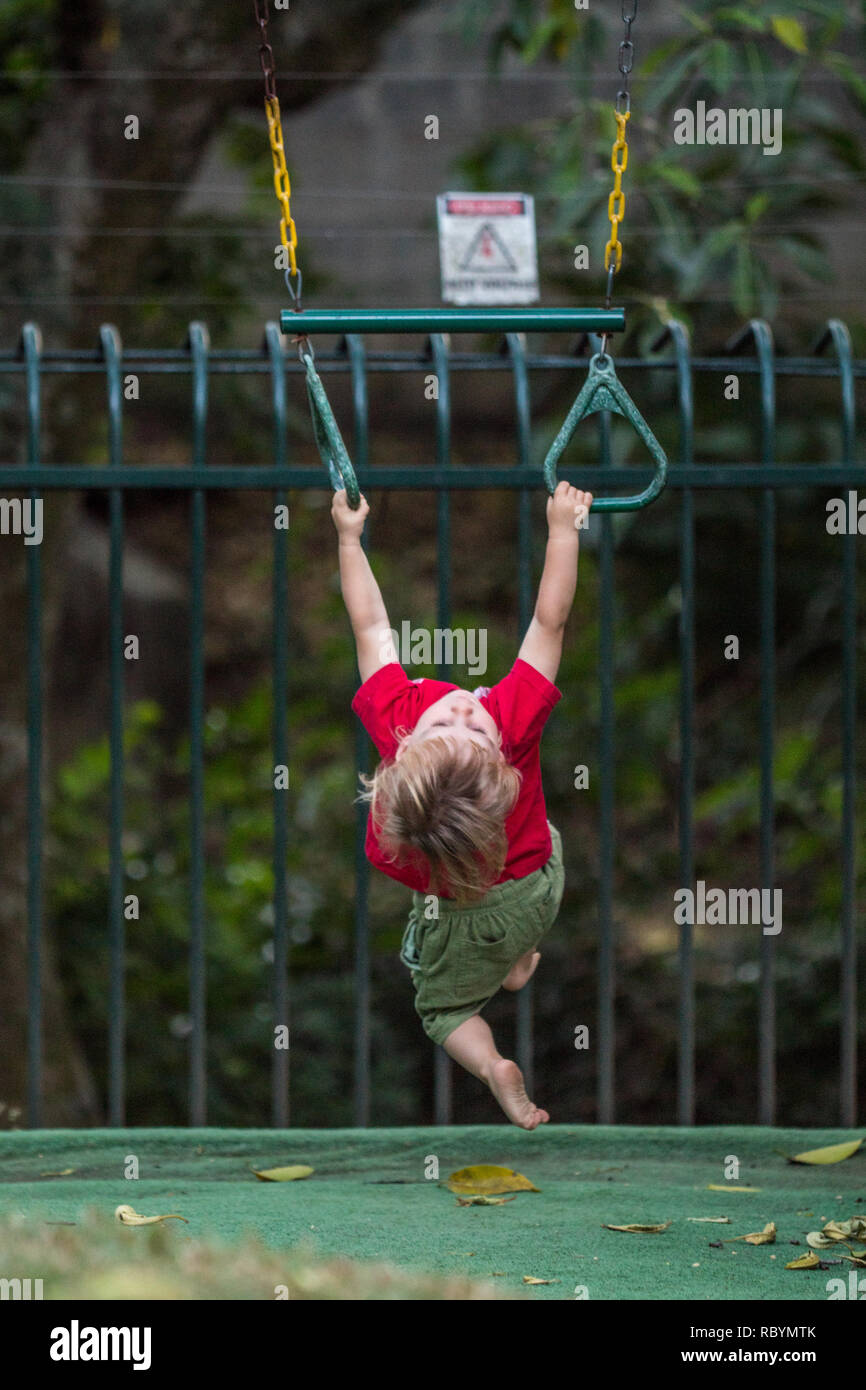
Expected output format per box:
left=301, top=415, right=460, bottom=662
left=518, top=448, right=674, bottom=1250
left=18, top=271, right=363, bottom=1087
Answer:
left=522, top=1276, right=556, bottom=1284
left=706, top=1184, right=761, bottom=1192
left=115, top=1205, right=187, bottom=1226
left=40, top=1168, right=75, bottom=1178
left=786, top=1139, right=863, bottom=1166
left=455, top=1195, right=516, bottom=1206
left=252, top=1165, right=314, bottom=1182
left=806, top=1217, right=866, bottom=1250
left=446, top=1165, right=539, bottom=1195
left=687, top=1217, right=731, bottom=1224
left=722, top=1222, right=776, bottom=1246
left=786, top=1252, right=821, bottom=1270
left=602, top=1221, right=672, bottom=1234
left=744, top=1222, right=777, bottom=1246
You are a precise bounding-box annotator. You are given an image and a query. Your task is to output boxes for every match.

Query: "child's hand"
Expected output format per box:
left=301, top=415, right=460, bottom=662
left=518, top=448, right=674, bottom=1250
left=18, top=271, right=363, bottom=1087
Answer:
left=546, top=481, right=593, bottom=539
left=331, top=488, right=370, bottom=540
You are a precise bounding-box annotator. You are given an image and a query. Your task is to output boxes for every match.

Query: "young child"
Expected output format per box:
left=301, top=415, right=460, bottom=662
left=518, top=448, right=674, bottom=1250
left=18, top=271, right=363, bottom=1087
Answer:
left=332, top=480, right=592, bottom=1129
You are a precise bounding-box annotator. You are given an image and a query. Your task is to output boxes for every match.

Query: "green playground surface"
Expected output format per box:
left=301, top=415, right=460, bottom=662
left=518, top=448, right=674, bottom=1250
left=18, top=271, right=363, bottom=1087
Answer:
left=0, top=1124, right=863, bottom=1300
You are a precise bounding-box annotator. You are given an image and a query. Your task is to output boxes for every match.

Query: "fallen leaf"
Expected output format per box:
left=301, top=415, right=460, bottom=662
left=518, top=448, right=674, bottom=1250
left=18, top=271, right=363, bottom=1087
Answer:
left=39, top=1168, right=75, bottom=1178
left=706, top=1184, right=761, bottom=1192
left=786, top=1252, right=821, bottom=1270
left=721, top=1222, right=776, bottom=1246
left=744, top=1222, right=777, bottom=1246
left=687, top=1216, right=731, bottom=1224
left=114, top=1205, right=187, bottom=1226
left=522, top=1275, right=556, bottom=1284
left=455, top=1195, right=517, bottom=1206
left=446, top=1165, right=539, bottom=1195
left=786, top=1139, right=863, bottom=1166
left=806, top=1217, right=866, bottom=1250
left=602, top=1221, right=672, bottom=1234
left=251, top=1165, right=314, bottom=1182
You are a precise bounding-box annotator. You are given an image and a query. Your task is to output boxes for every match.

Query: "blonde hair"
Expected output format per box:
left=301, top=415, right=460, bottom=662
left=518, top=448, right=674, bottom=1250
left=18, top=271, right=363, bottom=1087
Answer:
left=358, top=730, right=522, bottom=905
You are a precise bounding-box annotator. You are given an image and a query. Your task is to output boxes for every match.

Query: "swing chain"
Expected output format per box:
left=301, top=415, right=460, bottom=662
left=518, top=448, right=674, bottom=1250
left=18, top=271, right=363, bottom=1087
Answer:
left=253, top=0, right=302, bottom=304
left=601, top=0, right=638, bottom=360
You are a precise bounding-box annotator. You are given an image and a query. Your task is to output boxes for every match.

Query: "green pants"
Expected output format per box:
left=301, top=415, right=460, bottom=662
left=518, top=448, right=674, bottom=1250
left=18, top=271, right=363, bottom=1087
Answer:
left=400, top=823, right=565, bottom=1046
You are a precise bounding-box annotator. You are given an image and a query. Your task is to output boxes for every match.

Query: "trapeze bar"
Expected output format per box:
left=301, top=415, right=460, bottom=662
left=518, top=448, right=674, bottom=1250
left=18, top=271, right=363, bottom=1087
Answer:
left=278, top=308, right=626, bottom=336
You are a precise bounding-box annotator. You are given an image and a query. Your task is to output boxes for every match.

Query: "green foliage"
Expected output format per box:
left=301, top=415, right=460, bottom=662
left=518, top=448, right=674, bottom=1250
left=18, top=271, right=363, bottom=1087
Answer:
left=455, top=0, right=865, bottom=329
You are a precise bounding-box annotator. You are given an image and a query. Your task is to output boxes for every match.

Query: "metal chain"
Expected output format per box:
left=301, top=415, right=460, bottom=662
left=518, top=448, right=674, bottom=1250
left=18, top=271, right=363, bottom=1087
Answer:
left=253, top=0, right=303, bottom=312
left=601, top=0, right=638, bottom=358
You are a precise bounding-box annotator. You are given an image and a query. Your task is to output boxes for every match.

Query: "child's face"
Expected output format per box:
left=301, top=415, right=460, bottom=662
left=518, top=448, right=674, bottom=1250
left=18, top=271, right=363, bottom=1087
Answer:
left=398, top=689, right=501, bottom=759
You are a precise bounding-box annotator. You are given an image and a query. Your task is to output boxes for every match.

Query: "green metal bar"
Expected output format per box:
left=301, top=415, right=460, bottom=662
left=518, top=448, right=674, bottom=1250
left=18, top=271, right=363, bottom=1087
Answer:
left=100, top=324, right=126, bottom=1126
left=21, top=323, right=43, bottom=1128
left=344, top=335, right=370, bottom=475
left=6, top=465, right=864, bottom=491
left=506, top=332, right=535, bottom=1089
left=594, top=343, right=617, bottom=1125
left=4, top=351, right=862, bottom=378
left=187, top=321, right=209, bottom=1126
left=280, top=308, right=626, bottom=336
left=265, top=323, right=290, bottom=1127
left=653, top=321, right=696, bottom=1125
left=815, top=320, right=858, bottom=1128
left=345, top=331, right=372, bottom=1128
left=730, top=320, right=777, bottom=1127
left=430, top=331, right=453, bottom=1127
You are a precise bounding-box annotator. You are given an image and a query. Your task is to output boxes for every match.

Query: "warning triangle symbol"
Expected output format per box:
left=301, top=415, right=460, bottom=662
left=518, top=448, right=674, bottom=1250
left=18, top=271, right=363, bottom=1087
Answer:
left=458, top=222, right=517, bottom=272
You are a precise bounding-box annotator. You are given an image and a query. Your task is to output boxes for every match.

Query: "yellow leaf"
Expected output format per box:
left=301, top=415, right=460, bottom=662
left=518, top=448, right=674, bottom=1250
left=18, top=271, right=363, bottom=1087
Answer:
left=786, top=1252, right=821, bottom=1270
left=115, top=1205, right=187, bottom=1226
left=252, top=1165, right=314, bottom=1182
left=602, top=1221, right=672, bottom=1234
left=706, top=1184, right=761, bottom=1191
left=522, top=1275, right=556, bottom=1284
left=446, top=1165, right=539, bottom=1195
left=722, top=1222, right=776, bottom=1246
left=787, top=1138, right=862, bottom=1165
left=770, top=16, right=808, bottom=54
left=455, top=1195, right=517, bottom=1206
left=744, top=1222, right=777, bottom=1246
left=40, top=1168, right=75, bottom=1178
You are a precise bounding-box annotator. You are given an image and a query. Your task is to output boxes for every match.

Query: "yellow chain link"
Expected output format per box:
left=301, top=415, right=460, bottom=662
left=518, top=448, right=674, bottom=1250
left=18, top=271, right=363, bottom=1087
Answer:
left=264, top=94, right=298, bottom=276
left=603, top=110, right=630, bottom=274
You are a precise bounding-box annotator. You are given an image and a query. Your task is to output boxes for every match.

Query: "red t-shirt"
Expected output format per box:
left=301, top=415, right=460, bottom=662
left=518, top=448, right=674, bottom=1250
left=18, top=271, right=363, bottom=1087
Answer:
left=351, top=658, right=562, bottom=895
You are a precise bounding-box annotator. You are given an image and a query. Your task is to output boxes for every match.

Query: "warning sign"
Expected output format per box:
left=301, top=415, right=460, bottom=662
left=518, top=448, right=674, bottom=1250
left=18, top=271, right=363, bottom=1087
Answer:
left=437, top=193, right=539, bottom=305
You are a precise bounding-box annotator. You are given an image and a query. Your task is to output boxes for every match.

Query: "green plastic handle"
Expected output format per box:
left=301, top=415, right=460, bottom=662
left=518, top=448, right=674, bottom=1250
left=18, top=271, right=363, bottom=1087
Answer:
left=543, top=353, right=668, bottom=512
left=303, top=352, right=361, bottom=509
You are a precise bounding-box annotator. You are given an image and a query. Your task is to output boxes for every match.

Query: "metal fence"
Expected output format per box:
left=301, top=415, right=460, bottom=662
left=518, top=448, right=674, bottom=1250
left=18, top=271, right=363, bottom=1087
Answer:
left=1, top=310, right=862, bottom=1129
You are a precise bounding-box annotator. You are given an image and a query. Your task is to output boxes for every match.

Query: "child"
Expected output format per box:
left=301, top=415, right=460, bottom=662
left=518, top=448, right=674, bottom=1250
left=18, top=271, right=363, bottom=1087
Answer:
left=332, top=480, right=592, bottom=1128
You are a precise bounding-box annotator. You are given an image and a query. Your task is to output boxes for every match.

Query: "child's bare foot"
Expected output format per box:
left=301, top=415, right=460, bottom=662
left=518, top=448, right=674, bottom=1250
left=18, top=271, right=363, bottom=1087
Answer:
left=501, top=951, right=540, bottom=992
left=486, top=1057, right=549, bottom=1129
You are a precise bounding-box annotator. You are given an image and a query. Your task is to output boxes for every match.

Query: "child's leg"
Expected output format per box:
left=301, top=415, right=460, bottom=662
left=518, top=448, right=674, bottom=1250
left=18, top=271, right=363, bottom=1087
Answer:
left=501, top=949, right=541, bottom=992
left=443, top=1015, right=549, bottom=1130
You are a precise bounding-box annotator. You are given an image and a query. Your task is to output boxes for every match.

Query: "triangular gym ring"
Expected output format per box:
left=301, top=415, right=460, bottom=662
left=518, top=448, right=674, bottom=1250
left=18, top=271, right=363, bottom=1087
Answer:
left=542, top=352, right=668, bottom=512
left=302, top=349, right=361, bottom=509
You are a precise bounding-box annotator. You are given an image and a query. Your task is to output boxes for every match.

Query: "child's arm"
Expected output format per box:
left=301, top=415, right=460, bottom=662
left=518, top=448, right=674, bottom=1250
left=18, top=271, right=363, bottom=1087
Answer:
left=331, top=489, right=398, bottom=683
left=518, top=482, right=593, bottom=684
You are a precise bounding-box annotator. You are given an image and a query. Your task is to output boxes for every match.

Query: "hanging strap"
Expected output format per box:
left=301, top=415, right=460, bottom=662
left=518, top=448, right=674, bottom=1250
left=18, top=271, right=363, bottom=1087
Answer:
left=302, top=351, right=361, bottom=508
left=543, top=353, right=667, bottom=512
